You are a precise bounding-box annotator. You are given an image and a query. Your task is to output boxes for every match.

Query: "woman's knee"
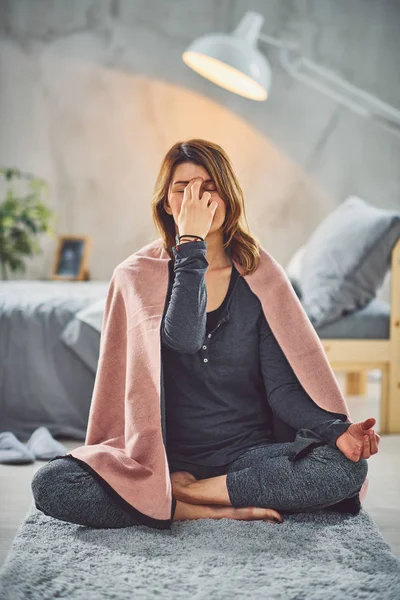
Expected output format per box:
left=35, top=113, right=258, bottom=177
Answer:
left=31, top=458, right=140, bottom=529
left=31, top=458, right=85, bottom=518
left=327, top=445, right=368, bottom=491
left=31, top=462, right=54, bottom=510
left=346, top=455, right=368, bottom=488
left=310, top=444, right=368, bottom=491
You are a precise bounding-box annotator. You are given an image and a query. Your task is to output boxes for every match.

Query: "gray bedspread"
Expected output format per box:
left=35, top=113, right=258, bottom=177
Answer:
left=0, top=281, right=108, bottom=443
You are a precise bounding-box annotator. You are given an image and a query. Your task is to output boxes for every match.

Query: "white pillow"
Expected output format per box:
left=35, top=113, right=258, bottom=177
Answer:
left=75, top=297, right=106, bottom=333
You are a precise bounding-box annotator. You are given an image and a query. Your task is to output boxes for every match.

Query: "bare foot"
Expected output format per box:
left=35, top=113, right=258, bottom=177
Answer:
left=170, top=471, right=198, bottom=498
left=173, top=500, right=284, bottom=523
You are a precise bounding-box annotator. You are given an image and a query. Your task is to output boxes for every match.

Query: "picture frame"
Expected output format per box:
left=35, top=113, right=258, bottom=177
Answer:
left=51, top=235, right=91, bottom=281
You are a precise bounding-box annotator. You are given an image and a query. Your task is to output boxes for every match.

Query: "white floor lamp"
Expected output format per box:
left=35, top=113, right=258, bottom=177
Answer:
left=182, top=10, right=400, bottom=134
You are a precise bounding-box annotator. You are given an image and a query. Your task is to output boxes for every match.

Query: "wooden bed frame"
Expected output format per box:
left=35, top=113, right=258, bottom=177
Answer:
left=321, top=237, right=400, bottom=434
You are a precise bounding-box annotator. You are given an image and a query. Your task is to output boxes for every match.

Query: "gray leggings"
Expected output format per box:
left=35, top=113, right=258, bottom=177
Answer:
left=31, top=441, right=368, bottom=529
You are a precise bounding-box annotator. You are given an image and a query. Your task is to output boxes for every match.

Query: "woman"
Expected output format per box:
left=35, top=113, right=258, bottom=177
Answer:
left=32, top=139, right=379, bottom=528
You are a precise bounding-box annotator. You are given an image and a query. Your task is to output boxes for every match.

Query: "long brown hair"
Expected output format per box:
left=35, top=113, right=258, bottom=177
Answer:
left=151, top=139, right=262, bottom=275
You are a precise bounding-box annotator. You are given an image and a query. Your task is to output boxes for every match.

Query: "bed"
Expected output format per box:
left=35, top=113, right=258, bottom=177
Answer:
left=0, top=259, right=393, bottom=445
left=0, top=280, right=108, bottom=443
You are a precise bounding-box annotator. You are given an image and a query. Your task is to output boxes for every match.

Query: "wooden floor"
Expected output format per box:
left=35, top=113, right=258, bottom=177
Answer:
left=1, top=371, right=399, bottom=568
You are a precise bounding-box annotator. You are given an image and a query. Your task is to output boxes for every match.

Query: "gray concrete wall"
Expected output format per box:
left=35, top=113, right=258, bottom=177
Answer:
left=0, top=0, right=399, bottom=280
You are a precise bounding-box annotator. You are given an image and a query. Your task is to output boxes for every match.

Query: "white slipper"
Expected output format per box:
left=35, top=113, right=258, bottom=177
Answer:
left=25, top=426, right=68, bottom=461
left=0, top=432, right=36, bottom=464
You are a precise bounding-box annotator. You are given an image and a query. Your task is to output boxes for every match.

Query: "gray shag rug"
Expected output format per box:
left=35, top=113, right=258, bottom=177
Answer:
left=1, top=502, right=400, bottom=600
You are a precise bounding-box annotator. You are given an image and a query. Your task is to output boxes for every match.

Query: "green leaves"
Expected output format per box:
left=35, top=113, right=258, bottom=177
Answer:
left=0, top=168, right=54, bottom=279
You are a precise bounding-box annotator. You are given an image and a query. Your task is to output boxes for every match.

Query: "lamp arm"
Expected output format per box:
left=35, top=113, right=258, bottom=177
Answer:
left=278, top=46, right=370, bottom=118
left=258, top=32, right=298, bottom=50
left=258, top=34, right=400, bottom=132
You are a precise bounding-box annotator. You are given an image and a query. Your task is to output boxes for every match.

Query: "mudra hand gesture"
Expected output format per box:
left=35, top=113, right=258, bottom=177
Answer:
left=336, top=417, right=380, bottom=462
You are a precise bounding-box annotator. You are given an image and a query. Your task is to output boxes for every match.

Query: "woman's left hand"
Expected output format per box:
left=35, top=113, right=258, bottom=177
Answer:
left=335, top=417, right=380, bottom=462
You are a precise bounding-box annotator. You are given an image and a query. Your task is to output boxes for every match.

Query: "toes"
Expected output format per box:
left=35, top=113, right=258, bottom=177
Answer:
left=251, top=507, right=283, bottom=522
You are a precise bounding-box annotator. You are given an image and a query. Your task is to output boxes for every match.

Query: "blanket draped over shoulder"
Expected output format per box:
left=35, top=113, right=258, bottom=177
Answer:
left=66, top=238, right=368, bottom=529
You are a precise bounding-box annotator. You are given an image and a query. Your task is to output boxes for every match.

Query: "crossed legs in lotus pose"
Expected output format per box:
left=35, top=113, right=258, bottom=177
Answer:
left=172, top=440, right=370, bottom=524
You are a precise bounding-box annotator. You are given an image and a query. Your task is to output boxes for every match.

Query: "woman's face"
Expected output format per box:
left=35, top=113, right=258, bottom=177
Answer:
left=165, top=162, right=227, bottom=236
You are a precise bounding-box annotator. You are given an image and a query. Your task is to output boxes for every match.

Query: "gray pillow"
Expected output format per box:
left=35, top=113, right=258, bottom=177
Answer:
left=299, top=196, right=400, bottom=328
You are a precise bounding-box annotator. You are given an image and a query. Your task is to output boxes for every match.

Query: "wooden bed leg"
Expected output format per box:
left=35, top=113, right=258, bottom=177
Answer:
left=388, top=238, right=400, bottom=433
left=388, top=342, right=400, bottom=433
left=380, top=366, right=389, bottom=434
left=345, top=371, right=367, bottom=396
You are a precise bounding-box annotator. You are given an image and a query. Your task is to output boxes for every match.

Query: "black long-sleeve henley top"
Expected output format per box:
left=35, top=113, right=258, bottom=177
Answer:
left=161, top=239, right=351, bottom=470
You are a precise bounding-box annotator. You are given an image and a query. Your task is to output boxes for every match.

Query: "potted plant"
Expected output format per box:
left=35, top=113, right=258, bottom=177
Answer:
left=0, top=167, right=56, bottom=280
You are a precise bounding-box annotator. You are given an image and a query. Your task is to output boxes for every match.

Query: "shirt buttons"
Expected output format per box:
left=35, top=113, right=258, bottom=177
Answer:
left=208, top=333, right=212, bottom=338
left=203, top=358, right=208, bottom=363
left=202, top=345, right=207, bottom=350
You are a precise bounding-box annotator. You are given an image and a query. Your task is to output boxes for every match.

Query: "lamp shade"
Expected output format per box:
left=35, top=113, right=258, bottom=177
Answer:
left=182, top=12, right=271, bottom=101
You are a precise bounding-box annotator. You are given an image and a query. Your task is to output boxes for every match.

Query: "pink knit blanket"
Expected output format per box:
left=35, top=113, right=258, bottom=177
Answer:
left=68, top=237, right=368, bottom=528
